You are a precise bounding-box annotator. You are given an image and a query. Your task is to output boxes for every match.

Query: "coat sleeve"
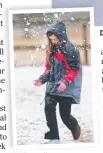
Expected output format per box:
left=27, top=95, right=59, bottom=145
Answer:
left=38, top=55, right=51, bottom=84
left=61, top=45, right=81, bottom=85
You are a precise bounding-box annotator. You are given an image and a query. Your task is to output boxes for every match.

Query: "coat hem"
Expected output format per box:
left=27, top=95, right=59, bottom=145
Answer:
left=45, top=92, right=80, bottom=104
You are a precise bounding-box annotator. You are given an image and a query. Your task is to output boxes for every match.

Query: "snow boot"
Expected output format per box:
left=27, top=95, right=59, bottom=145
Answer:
left=44, top=131, right=60, bottom=140
left=71, top=124, right=81, bottom=140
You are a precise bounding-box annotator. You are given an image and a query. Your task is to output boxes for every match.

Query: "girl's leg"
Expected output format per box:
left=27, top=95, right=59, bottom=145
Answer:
left=59, top=97, right=80, bottom=140
left=44, top=94, right=59, bottom=139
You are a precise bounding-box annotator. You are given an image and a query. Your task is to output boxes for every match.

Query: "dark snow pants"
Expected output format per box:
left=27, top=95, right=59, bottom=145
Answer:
left=45, top=94, right=78, bottom=136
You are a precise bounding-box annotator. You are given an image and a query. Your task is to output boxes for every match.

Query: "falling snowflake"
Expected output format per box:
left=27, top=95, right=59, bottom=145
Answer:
left=54, top=13, right=59, bottom=18
left=71, top=17, right=74, bottom=21
left=41, top=44, right=46, bottom=49
left=26, top=22, right=30, bottom=26
left=24, top=28, right=29, bottom=32
left=62, top=31, right=66, bottom=33
left=44, top=18, right=47, bottom=22
left=63, top=40, right=66, bottom=43
left=36, top=48, right=39, bottom=52
left=24, top=18, right=27, bottom=20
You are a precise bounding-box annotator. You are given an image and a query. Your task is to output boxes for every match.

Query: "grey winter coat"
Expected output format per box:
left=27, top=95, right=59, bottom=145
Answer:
left=39, top=22, right=82, bottom=104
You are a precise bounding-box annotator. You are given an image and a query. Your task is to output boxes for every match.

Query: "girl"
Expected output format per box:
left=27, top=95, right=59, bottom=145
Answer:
left=34, top=22, right=82, bottom=141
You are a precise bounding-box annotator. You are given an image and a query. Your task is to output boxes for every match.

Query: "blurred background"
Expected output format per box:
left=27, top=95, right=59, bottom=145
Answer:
left=13, top=11, right=91, bottom=67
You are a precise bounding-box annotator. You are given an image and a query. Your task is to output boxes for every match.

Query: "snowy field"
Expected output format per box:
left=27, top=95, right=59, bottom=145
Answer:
left=15, top=66, right=93, bottom=145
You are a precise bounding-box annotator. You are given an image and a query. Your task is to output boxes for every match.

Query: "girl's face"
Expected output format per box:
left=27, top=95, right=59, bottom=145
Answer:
left=49, top=35, right=60, bottom=45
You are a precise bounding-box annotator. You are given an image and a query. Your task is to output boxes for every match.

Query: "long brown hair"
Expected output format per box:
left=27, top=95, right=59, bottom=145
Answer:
left=46, top=33, right=53, bottom=65
left=46, top=30, right=60, bottom=65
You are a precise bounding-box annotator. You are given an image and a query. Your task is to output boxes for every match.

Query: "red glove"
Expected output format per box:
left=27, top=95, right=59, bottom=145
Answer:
left=58, top=81, right=67, bottom=92
left=34, top=80, right=42, bottom=87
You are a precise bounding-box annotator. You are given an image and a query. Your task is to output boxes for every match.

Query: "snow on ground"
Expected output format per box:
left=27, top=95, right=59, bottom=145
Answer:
left=15, top=66, right=93, bottom=145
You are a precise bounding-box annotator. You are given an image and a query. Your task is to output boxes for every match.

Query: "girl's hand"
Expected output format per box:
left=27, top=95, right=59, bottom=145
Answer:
left=58, top=81, right=67, bottom=92
left=34, top=80, right=42, bottom=87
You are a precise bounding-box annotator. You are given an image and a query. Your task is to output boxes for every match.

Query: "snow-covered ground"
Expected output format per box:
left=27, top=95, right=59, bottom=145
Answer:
left=15, top=66, right=93, bottom=145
